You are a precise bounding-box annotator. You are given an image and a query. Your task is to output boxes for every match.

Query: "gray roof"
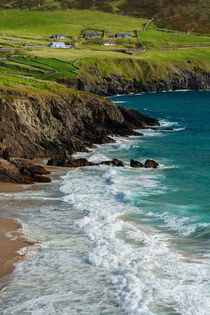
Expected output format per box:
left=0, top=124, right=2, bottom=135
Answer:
left=83, top=32, right=101, bottom=37
left=51, top=34, right=67, bottom=38
left=115, top=33, right=132, bottom=37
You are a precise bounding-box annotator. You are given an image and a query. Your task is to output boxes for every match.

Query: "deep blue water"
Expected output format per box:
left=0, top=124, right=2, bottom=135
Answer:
left=0, top=91, right=210, bottom=314
left=112, top=91, right=210, bottom=242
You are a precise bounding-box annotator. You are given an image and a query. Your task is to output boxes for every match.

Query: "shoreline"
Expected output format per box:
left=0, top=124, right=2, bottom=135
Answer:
left=0, top=217, right=33, bottom=282
left=0, top=89, right=201, bottom=283
left=110, top=88, right=210, bottom=97
left=0, top=164, right=67, bottom=282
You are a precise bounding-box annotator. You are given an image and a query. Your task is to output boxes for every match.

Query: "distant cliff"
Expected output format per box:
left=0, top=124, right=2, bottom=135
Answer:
left=57, top=58, right=210, bottom=96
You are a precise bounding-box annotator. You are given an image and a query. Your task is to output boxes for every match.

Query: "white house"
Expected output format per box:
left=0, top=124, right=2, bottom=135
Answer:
left=49, top=42, right=66, bottom=48
left=102, top=41, right=115, bottom=46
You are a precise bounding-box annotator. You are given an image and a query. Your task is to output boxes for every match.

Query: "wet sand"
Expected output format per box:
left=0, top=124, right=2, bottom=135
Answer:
left=0, top=217, right=33, bottom=280
left=0, top=162, right=63, bottom=281
left=0, top=183, right=31, bottom=193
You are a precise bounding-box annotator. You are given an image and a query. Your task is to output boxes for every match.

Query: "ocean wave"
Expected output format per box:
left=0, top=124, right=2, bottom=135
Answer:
left=159, top=119, right=179, bottom=127
left=147, top=210, right=210, bottom=237
left=59, top=164, right=210, bottom=314
left=113, top=101, right=126, bottom=104
left=173, top=89, right=192, bottom=92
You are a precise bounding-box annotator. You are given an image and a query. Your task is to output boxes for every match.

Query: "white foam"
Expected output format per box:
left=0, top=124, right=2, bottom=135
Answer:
left=147, top=210, right=210, bottom=236
left=173, top=89, right=192, bottom=92
left=159, top=119, right=179, bottom=127
left=114, top=101, right=126, bottom=104
left=59, top=161, right=210, bottom=315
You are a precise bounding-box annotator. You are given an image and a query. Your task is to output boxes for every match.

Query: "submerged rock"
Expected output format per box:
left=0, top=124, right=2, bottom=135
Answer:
left=130, top=159, right=144, bottom=168
left=162, top=127, right=174, bottom=131
left=145, top=159, right=159, bottom=168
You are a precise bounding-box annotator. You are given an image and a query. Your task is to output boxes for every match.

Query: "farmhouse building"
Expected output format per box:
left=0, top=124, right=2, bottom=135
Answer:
left=115, top=33, right=132, bottom=38
left=83, top=32, right=101, bottom=38
left=51, top=34, right=67, bottom=39
left=49, top=42, right=67, bottom=48
left=102, top=41, right=115, bottom=46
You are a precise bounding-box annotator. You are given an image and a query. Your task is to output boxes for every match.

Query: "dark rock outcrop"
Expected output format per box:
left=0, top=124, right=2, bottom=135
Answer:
left=101, top=158, right=126, bottom=167
left=0, top=158, right=51, bottom=184
left=94, top=136, right=116, bottom=144
left=47, top=156, right=96, bottom=168
left=118, top=106, right=160, bottom=129
left=130, top=159, right=144, bottom=168
left=145, top=159, right=159, bottom=168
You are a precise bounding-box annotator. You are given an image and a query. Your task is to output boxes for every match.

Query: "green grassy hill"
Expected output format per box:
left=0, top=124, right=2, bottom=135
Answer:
left=0, top=10, right=147, bottom=37
left=0, top=0, right=209, bottom=34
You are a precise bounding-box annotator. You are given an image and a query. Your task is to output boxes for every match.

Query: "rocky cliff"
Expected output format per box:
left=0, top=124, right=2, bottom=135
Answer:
left=0, top=83, right=159, bottom=182
left=57, top=59, right=210, bottom=96
left=0, top=85, right=159, bottom=160
left=64, top=70, right=210, bottom=96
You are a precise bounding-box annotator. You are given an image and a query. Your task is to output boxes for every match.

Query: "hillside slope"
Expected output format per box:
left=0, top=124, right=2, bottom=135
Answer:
left=0, top=0, right=209, bottom=34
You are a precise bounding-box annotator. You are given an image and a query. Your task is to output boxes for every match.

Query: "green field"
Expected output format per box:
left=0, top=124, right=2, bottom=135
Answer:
left=30, top=46, right=210, bottom=64
left=0, top=55, right=78, bottom=80
left=0, top=10, right=147, bottom=38
left=140, top=29, right=210, bottom=49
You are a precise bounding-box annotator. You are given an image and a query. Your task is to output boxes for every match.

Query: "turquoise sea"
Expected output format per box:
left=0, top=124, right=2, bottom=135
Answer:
left=0, top=90, right=209, bottom=314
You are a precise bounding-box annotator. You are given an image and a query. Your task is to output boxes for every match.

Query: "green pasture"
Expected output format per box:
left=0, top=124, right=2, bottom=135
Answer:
left=31, top=46, right=210, bottom=64
left=0, top=10, right=147, bottom=38
left=0, top=56, right=77, bottom=80
left=140, top=29, right=210, bottom=49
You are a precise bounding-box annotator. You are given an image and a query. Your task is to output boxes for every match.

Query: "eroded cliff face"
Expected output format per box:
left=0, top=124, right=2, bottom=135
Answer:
left=58, top=69, right=210, bottom=96
left=0, top=87, right=159, bottom=160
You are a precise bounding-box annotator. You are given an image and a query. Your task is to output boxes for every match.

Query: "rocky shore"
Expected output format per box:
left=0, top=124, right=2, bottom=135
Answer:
left=0, top=87, right=159, bottom=183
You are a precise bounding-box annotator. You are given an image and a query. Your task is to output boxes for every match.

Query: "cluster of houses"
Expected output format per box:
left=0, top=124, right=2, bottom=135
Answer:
left=49, top=32, right=133, bottom=49
left=82, top=32, right=132, bottom=47
left=49, top=34, right=72, bottom=49
left=83, top=32, right=132, bottom=38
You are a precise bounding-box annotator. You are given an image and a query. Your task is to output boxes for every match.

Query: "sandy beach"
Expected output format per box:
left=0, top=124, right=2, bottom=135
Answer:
left=0, top=164, right=61, bottom=282
left=0, top=181, right=36, bottom=282
left=0, top=217, right=33, bottom=281
left=0, top=183, right=30, bottom=194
